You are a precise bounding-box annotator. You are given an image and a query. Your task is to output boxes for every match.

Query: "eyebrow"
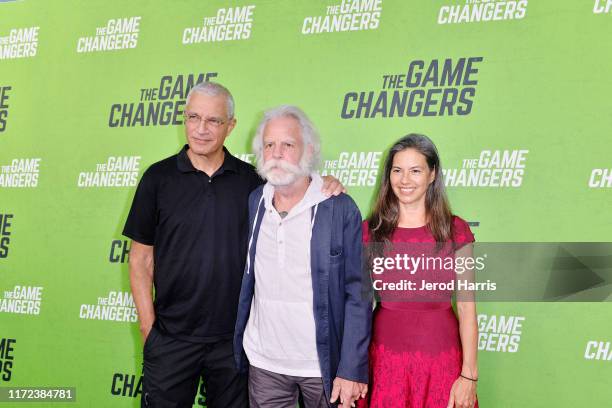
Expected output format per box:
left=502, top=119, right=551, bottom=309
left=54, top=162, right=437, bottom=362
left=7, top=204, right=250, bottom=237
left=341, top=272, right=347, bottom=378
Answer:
left=392, top=165, right=423, bottom=169
left=184, top=111, right=223, bottom=118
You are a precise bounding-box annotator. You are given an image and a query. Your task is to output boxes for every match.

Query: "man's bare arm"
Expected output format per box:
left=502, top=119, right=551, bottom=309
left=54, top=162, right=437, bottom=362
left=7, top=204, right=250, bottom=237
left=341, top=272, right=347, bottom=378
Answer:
left=129, top=240, right=155, bottom=342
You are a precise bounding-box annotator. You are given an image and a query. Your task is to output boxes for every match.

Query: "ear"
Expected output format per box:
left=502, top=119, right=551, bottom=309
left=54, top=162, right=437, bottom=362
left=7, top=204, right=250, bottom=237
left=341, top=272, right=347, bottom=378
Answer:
left=303, top=144, right=316, bottom=165
left=429, top=167, right=436, bottom=184
left=225, top=117, right=237, bottom=137
left=306, top=143, right=314, bottom=156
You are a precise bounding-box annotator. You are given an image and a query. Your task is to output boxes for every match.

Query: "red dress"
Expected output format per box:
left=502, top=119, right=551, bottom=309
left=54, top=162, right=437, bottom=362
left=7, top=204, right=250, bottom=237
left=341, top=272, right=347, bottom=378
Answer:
left=360, top=217, right=477, bottom=408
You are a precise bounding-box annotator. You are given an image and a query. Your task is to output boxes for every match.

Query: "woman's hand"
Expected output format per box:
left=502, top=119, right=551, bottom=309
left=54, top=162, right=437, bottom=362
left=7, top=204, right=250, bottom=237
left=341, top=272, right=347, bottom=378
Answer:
left=447, top=376, right=477, bottom=408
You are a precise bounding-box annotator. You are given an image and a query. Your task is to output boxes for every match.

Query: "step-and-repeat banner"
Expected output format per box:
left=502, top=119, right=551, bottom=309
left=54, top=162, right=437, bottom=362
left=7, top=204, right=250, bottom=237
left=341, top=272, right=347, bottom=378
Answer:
left=1, top=1, right=611, bottom=407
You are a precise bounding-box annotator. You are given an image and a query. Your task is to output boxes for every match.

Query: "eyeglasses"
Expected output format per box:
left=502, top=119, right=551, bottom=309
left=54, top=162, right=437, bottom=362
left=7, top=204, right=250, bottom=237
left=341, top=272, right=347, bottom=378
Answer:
left=183, top=112, right=228, bottom=128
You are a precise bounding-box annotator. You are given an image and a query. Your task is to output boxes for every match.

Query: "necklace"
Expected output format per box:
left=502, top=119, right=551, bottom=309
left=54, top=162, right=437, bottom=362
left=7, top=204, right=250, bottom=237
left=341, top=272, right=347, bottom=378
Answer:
left=272, top=197, right=289, bottom=218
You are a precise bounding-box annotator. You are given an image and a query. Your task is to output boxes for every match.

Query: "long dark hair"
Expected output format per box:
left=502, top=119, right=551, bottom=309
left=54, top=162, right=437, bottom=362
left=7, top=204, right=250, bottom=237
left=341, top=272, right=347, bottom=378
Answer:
left=368, top=134, right=453, bottom=246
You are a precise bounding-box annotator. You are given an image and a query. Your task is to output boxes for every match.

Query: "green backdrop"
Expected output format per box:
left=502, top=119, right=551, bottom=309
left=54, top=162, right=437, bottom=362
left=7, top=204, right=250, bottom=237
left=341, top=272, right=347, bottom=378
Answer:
left=1, top=0, right=611, bottom=407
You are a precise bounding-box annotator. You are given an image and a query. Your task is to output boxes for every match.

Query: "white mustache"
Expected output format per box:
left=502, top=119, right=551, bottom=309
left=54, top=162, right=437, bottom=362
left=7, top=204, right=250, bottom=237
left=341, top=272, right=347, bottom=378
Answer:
left=261, top=159, right=303, bottom=175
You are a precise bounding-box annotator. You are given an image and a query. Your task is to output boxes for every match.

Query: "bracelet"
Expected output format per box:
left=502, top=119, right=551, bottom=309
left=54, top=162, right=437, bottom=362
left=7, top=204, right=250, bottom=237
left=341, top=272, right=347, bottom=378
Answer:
left=460, top=374, right=478, bottom=382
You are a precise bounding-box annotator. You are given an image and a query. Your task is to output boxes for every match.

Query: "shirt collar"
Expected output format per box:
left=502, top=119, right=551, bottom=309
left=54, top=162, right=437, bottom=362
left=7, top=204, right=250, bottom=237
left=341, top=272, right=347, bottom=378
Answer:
left=176, top=145, right=239, bottom=174
left=262, top=172, right=327, bottom=220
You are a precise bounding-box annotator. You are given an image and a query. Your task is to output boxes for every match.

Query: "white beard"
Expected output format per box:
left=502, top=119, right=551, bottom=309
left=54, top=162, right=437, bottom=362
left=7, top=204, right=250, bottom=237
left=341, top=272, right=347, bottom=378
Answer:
left=259, top=159, right=307, bottom=186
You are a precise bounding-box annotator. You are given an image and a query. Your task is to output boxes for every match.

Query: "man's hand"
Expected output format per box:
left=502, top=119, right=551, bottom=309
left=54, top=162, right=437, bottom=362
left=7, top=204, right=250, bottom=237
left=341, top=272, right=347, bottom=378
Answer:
left=140, top=324, right=153, bottom=343
left=330, top=377, right=367, bottom=407
left=321, top=175, right=346, bottom=197
left=358, top=382, right=368, bottom=399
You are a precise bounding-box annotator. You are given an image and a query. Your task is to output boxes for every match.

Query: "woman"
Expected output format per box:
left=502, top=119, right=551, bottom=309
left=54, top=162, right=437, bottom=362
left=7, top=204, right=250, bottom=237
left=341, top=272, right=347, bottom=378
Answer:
left=361, top=134, right=478, bottom=408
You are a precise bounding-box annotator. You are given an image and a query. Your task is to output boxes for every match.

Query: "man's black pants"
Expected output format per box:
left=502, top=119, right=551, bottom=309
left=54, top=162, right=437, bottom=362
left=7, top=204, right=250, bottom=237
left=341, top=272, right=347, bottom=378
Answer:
left=141, top=327, right=248, bottom=408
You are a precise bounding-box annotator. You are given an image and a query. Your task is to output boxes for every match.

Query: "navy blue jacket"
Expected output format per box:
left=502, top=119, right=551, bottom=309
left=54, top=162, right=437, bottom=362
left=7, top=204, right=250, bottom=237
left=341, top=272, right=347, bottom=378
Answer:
left=234, top=185, right=372, bottom=400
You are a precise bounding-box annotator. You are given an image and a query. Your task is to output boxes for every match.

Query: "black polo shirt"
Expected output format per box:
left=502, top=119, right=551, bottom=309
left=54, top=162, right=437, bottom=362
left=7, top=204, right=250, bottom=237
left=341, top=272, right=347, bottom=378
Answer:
left=123, top=145, right=263, bottom=342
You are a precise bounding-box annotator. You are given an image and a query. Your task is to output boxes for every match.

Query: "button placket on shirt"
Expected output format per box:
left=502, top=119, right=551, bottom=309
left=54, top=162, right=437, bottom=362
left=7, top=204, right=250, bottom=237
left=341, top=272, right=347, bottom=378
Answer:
left=203, top=173, right=214, bottom=197
left=276, top=213, right=285, bottom=268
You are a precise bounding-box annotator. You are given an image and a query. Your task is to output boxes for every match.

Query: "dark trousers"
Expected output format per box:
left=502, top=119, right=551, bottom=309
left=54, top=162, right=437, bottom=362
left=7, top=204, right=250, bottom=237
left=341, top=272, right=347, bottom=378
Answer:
left=142, top=327, right=248, bottom=408
left=248, top=365, right=331, bottom=408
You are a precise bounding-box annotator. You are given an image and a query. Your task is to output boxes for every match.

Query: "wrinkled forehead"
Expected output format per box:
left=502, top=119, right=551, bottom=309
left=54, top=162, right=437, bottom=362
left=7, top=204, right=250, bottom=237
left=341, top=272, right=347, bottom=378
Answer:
left=185, top=93, right=229, bottom=117
left=263, top=116, right=303, bottom=143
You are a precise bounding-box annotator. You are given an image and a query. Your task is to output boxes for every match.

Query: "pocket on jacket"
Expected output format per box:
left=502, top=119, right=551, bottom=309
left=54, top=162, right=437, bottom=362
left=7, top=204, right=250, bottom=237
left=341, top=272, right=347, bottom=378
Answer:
left=330, top=248, right=343, bottom=258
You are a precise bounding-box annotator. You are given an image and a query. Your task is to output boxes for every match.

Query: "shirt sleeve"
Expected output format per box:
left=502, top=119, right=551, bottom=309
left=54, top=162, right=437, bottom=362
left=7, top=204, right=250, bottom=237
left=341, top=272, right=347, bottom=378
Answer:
left=336, top=197, right=372, bottom=384
left=247, top=166, right=265, bottom=192
left=122, top=168, right=157, bottom=246
left=361, top=220, right=370, bottom=243
left=453, top=216, right=475, bottom=250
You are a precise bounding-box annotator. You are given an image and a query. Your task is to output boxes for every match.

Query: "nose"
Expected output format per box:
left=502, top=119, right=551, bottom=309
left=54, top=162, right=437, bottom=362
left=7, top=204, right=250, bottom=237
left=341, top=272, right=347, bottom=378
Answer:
left=196, top=118, right=209, bottom=133
left=400, top=171, right=411, bottom=185
left=272, top=143, right=283, bottom=159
